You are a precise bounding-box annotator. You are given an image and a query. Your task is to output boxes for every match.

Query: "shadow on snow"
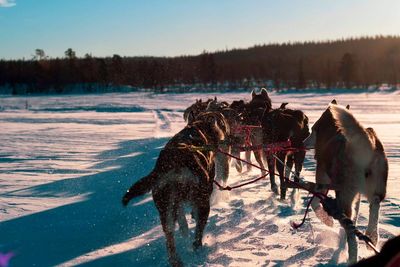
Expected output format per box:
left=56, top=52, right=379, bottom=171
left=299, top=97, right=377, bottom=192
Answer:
left=0, top=137, right=173, bottom=267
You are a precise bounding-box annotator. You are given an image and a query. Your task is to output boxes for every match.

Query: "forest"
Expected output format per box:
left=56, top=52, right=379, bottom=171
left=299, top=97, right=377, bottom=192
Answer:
left=0, top=36, right=399, bottom=94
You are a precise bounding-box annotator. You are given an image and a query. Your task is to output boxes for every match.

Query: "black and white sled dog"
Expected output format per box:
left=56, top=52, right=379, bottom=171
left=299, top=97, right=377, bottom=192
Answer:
left=122, top=111, right=230, bottom=267
left=303, top=100, right=388, bottom=264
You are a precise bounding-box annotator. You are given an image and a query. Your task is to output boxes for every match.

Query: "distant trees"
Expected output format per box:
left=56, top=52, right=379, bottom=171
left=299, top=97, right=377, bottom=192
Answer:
left=296, top=58, right=306, bottom=89
left=1, top=36, right=400, bottom=94
left=65, top=48, right=76, bottom=59
left=339, top=53, right=357, bottom=88
left=33, top=49, right=47, bottom=60
left=198, top=52, right=217, bottom=84
left=111, top=54, right=125, bottom=85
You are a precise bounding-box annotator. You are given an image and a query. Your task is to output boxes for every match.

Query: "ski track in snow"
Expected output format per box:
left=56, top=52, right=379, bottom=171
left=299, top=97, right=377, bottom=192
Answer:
left=0, top=91, right=399, bottom=267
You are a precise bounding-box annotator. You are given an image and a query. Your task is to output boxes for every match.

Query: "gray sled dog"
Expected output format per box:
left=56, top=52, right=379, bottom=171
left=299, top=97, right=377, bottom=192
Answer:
left=303, top=100, right=388, bottom=264
left=122, top=111, right=230, bottom=267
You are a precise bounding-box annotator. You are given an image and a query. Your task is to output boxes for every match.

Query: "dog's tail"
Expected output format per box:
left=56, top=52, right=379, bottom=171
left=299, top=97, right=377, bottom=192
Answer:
left=122, top=171, right=158, bottom=206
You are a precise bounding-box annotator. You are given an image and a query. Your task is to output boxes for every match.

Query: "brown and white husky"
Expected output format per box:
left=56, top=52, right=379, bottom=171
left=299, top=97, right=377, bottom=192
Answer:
left=304, top=100, right=388, bottom=264
left=122, top=112, right=230, bottom=267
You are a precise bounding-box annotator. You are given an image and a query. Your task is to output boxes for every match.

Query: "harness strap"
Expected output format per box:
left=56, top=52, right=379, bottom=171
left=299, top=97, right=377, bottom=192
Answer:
left=214, top=173, right=269, bottom=191
left=232, top=125, right=262, bottom=147
left=321, top=197, right=380, bottom=254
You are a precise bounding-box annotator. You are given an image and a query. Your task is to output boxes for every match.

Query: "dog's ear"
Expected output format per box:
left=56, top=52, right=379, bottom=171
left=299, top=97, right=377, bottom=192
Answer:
left=188, top=110, right=195, bottom=124
left=251, top=89, right=256, bottom=98
left=214, top=96, right=217, bottom=101
left=331, top=99, right=337, bottom=105
left=280, top=102, right=288, bottom=109
left=261, top=88, right=268, bottom=97
left=346, top=104, right=350, bottom=110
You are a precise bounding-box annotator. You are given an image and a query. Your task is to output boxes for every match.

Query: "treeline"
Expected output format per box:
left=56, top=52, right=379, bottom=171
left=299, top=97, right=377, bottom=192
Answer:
left=0, top=35, right=399, bottom=94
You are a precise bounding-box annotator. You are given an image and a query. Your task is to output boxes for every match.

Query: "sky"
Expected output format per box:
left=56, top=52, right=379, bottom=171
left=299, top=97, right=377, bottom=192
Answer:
left=1, top=0, right=400, bottom=59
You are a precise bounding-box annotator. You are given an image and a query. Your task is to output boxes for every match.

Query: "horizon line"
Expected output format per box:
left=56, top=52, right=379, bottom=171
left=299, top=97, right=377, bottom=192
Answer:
left=2, top=34, right=400, bottom=61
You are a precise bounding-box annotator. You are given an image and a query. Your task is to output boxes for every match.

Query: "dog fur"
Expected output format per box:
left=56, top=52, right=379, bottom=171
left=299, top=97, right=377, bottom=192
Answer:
left=303, top=100, right=388, bottom=264
left=261, top=105, right=310, bottom=199
left=122, top=112, right=230, bottom=267
left=183, top=98, right=213, bottom=124
left=238, top=88, right=273, bottom=176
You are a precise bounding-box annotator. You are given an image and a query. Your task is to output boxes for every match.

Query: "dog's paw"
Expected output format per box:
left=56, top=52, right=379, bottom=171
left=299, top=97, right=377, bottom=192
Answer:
left=122, top=194, right=130, bottom=206
left=315, top=206, right=334, bottom=227
left=271, top=184, right=279, bottom=195
left=276, top=198, right=287, bottom=204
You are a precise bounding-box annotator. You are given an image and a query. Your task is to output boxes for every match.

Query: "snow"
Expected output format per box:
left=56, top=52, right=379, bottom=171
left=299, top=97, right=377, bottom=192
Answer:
left=0, top=91, right=399, bottom=267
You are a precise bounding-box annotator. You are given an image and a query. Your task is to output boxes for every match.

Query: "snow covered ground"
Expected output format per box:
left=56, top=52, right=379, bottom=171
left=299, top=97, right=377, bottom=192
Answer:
left=0, top=91, right=399, bottom=267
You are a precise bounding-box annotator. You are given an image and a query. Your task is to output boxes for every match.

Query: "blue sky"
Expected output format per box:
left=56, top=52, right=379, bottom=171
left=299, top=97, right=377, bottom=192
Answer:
left=1, top=0, right=400, bottom=59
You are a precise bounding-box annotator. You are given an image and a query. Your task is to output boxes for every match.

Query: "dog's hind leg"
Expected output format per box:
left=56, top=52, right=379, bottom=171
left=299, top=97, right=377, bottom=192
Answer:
left=177, top=204, right=189, bottom=237
left=365, top=195, right=382, bottom=247
left=245, top=151, right=252, bottom=172
left=267, top=154, right=278, bottom=194
left=337, top=189, right=359, bottom=264
left=291, top=150, right=305, bottom=205
left=285, top=153, right=294, bottom=181
left=215, top=146, right=230, bottom=186
left=254, top=149, right=266, bottom=176
left=231, top=147, right=242, bottom=173
left=294, top=150, right=306, bottom=182
left=276, top=153, right=287, bottom=200
left=365, top=153, right=388, bottom=246
left=193, top=198, right=210, bottom=250
left=285, top=154, right=298, bottom=205
left=154, top=186, right=183, bottom=267
left=159, top=206, right=182, bottom=267
left=352, top=193, right=361, bottom=225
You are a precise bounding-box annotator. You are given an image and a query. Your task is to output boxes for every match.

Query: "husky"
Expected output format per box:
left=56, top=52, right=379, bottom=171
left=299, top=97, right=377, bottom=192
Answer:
left=238, top=88, right=273, bottom=175
left=248, top=87, right=272, bottom=112
left=228, top=100, right=253, bottom=173
left=261, top=104, right=310, bottom=199
left=303, top=100, right=388, bottom=264
left=183, top=98, right=213, bottom=124
left=204, top=99, right=236, bottom=186
left=122, top=111, right=230, bottom=267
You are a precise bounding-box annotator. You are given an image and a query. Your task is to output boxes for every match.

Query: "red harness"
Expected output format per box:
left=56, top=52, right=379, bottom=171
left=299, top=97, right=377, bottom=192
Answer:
left=232, top=125, right=261, bottom=147
left=263, top=140, right=292, bottom=155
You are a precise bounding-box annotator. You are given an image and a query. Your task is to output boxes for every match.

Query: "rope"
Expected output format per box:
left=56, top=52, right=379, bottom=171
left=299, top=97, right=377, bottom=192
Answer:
left=271, top=153, right=329, bottom=230
left=217, top=148, right=268, bottom=171
left=214, top=174, right=269, bottom=191
left=291, top=195, right=315, bottom=229
left=232, top=125, right=261, bottom=147
left=213, top=148, right=270, bottom=190
left=213, top=146, right=309, bottom=192
left=272, top=155, right=380, bottom=254
left=176, top=143, right=215, bottom=152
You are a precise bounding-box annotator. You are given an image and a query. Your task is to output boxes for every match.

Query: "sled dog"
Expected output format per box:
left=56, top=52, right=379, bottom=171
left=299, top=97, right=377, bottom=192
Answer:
left=122, top=111, right=230, bottom=267
left=303, top=100, right=388, bottom=264
left=240, top=88, right=273, bottom=175
left=261, top=104, right=310, bottom=199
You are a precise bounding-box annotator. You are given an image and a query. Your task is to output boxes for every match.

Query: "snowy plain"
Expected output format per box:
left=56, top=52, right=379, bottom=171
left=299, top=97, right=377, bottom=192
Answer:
left=0, top=90, right=399, bottom=267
